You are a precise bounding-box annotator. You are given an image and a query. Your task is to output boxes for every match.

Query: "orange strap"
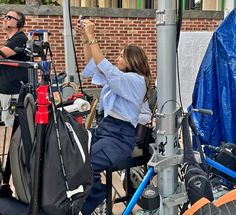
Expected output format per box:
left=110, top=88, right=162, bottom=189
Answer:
left=182, top=198, right=210, bottom=215
left=214, top=189, right=236, bottom=207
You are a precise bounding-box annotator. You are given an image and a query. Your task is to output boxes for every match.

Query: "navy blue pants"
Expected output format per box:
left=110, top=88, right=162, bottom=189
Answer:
left=0, top=197, right=28, bottom=215
left=81, top=116, right=135, bottom=215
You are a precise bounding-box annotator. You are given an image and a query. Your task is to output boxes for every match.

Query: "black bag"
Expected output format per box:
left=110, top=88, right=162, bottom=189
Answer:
left=209, top=143, right=236, bottom=184
left=185, top=163, right=214, bottom=205
left=31, top=110, right=93, bottom=215
left=0, top=86, right=35, bottom=214
left=135, top=124, right=154, bottom=149
left=0, top=197, right=28, bottom=215
left=9, top=92, right=35, bottom=204
left=182, top=114, right=213, bottom=205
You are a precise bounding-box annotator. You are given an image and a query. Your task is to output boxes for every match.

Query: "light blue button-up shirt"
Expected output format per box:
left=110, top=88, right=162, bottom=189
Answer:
left=82, top=58, right=147, bottom=127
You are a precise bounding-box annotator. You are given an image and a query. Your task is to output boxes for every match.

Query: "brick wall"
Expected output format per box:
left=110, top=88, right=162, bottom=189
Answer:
left=0, top=5, right=223, bottom=92
left=181, top=19, right=221, bottom=31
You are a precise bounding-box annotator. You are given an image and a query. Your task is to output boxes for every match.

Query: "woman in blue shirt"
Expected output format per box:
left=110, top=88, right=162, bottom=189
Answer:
left=79, top=19, right=151, bottom=214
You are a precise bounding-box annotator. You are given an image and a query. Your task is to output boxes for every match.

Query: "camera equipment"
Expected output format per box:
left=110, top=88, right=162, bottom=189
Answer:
left=207, top=143, right=236, bottom=184
left=26, top=30, right=51, bottom=61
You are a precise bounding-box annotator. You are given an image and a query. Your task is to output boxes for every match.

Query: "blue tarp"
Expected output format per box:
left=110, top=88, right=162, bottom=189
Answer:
left=191, top=9, right=236, bottom=148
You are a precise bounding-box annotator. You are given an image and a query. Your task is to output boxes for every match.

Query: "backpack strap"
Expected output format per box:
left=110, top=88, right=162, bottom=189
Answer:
left=188, top=115, right=208, bottom=172
left=16, top=85, right=33, bottom=172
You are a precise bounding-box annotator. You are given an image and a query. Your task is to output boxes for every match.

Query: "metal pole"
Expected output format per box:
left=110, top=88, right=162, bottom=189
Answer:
left=32, top=84, right=50, bottom=215
left=26, top=33, right=37, bottom=95
left=156, top=1, right=178, bottom=214
left=31, top=125, right=45, bottom=215
left=63, top=0, right=77, bottom=83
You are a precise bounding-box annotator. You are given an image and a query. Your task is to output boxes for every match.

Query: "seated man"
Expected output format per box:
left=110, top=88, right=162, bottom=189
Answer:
left=0, top=10, right=29, bottom=215
left=0, top=10, right=29, bottom=127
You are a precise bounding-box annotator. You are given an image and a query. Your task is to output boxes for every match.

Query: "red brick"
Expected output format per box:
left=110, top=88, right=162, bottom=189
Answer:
left=0, top=15, right=220, bottom=88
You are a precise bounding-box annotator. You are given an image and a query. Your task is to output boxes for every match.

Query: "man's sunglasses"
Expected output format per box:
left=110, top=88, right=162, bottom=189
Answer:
left=3, top=15, right=19, bottom=21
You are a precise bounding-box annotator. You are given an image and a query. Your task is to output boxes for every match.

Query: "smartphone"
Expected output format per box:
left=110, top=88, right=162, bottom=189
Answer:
left=79, top=15, right=85, bottom=28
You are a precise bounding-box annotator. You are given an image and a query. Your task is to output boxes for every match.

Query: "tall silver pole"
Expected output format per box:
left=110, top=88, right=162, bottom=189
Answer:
left=156, top=1, right=178, bottom=214
left=63, top=0, right=77, bottom=83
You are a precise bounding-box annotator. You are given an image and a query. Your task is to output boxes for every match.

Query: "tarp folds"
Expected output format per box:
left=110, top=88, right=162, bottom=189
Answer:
left=191, top=9, right=236, bottom=148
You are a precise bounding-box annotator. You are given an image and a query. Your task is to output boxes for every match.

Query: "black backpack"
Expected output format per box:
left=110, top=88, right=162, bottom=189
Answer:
left=182, top=114, right=213, bottom=205
left=184, top=163, right=213, bottom=205
left=1, top=88, right=93, bottom=215
left=9, top=92, right=35, bottom=204
left=30, top=109, right=93, bottom=215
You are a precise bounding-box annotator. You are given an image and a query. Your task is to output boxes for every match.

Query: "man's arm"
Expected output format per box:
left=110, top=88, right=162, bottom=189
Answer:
left=1, top=32, right=27, bottom=59
left=0, top=46, right=16, bottom=59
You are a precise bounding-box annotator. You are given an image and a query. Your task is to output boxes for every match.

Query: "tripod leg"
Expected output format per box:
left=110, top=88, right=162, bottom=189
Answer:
left=1, top=126, right=8, bottom=167
left=1, top=116, right=19, bottom=185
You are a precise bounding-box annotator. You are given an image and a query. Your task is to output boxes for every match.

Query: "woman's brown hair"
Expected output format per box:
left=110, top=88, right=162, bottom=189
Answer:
left=123, top=44, right=152, bottom=100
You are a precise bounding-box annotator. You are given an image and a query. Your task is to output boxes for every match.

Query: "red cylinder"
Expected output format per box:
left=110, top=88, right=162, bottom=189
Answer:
left=36, top=85, right=50, bottom=124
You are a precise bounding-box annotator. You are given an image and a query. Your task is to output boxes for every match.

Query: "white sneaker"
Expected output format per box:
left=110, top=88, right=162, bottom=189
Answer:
left=93, top=200, right=106, bottom=215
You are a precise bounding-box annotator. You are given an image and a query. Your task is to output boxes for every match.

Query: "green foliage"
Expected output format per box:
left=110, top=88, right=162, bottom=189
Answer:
left=0, top=0, right=60, bottom=5
left=0, top=0, right=25, bottom=4
left=42, top=0, right=60, bottom=5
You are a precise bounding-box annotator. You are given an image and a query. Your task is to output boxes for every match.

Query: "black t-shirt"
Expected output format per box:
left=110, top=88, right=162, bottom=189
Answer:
left=0, top=31, right=30, bottom=94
